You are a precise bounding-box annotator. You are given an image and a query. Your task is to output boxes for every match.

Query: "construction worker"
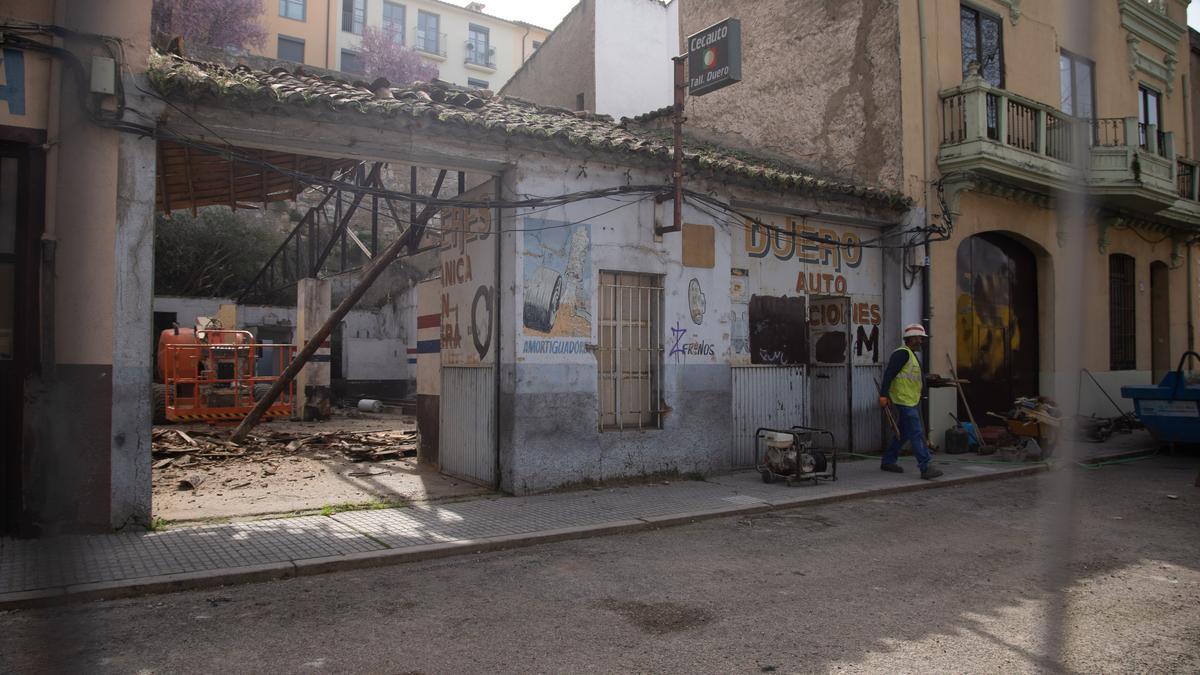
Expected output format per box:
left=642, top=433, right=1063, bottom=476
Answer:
left=877, top=323, right=944, bottom=479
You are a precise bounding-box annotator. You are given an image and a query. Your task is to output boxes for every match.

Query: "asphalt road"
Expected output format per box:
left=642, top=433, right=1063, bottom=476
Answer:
left=3, top=456, right=1197, bottom=674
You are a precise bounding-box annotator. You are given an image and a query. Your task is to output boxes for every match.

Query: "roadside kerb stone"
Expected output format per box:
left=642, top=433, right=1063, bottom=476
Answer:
left=0, top=462, right=1047, bottom=610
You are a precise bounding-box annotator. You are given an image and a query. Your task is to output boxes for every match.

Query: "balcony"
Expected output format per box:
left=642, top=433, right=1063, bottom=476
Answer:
left=938, top=72, right=1200, bottom=226
left=939, top=78, right=1085, bottom=195
left=415, top=30, right=446, bottom=58
left=464, top=41, right=496, bottom=71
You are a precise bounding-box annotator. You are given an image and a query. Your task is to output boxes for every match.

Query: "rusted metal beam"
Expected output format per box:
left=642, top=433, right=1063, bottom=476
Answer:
left=313, top=163, right=382, bottom=273
left=229, top=169, right=448, bottom=444
left=236, top=186, right=340, bottom=304
left=657, top=55, right=687, bottom=236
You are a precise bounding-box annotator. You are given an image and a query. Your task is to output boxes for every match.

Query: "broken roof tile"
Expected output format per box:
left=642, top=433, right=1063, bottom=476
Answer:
left=147, top=51, right=910, bottom=209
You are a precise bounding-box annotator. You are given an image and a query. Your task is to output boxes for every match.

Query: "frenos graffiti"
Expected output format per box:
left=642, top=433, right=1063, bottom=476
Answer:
left=521, top=219, right=592, bottom=355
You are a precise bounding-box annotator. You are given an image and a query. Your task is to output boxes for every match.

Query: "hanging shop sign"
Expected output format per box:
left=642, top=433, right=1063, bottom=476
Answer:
left=687, top=18, right=742, bottom=96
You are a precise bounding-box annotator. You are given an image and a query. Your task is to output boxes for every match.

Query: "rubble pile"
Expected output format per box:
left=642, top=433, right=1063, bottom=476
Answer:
left=151, top=427, right=418, bottom=470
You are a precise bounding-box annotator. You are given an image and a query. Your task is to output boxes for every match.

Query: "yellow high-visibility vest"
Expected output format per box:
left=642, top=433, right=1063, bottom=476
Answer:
left=889, top=346, right=922, bottom=407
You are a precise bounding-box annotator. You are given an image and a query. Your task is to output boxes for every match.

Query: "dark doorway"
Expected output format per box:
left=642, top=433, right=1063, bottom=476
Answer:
left=955, top=233, right=1039, bottom=420
left=1, top=130, right=45, bottom=535
left=1150, top=261, right=1170, bottom=382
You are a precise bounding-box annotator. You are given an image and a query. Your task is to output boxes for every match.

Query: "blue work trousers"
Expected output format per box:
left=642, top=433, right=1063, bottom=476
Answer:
left=882, top=403, right=932, bottom=471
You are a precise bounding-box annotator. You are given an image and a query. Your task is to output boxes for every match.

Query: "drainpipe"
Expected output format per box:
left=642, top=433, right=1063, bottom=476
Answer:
left=1189, top=242, right=1196, bottom=351
left=41, top=0, right=67, bottom=376
left=520, top=25, right=530, bottom=62
left=918, top=0, right=934, bottom=421
left=326, top=0, right=334, bottom=69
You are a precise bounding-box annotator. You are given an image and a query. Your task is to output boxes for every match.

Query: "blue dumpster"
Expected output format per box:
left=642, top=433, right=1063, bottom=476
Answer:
left=1121, top=351, right=1200, bottom=444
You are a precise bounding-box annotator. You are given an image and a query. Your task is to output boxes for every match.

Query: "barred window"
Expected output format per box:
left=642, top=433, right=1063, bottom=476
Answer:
left=598, top=271, right=663, bottom=430
left=1109, top=254, right=1136, bottom=370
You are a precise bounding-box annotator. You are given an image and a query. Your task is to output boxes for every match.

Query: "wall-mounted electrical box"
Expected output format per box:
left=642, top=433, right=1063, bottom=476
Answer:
left=90, top=55, right=116, bottom=95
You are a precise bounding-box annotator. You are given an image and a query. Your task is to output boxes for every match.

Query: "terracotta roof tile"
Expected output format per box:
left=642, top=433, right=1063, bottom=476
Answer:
left=147, top=52, right=910, bottom=209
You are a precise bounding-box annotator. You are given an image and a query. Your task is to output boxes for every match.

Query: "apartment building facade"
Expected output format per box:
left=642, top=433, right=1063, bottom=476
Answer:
left=679, top=0, right=1200, bottom=444
left=261, top=0, right=550, bottom=89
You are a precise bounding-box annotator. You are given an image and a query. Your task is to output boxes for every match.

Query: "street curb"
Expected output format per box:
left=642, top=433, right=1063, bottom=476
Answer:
left=0, top=562, right=296, bottom=611
left=0, top=465, right=1046, bottom=610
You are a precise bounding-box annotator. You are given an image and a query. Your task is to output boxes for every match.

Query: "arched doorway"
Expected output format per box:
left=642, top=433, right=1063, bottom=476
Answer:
left=955, top=233, right=1040, bottom=420
left=1150, top=261, right=1170, bottom=382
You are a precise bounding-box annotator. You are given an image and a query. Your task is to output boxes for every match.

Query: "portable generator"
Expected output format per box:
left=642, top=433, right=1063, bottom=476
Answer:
left=755, top=426, right=837, bottom=486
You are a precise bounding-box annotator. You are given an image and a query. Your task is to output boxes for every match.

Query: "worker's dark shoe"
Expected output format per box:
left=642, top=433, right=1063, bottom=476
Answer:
left=920, top=467, right=944, bottom=480
left=880, top=464, right=904, bottom=473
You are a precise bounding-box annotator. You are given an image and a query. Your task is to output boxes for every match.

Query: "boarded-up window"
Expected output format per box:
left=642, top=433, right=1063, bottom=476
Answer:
left=748, top=295, right=809, bottom=366
left=598, top=271, right=662, bottom=430
left=1109, top=254, right=1136, bottom=370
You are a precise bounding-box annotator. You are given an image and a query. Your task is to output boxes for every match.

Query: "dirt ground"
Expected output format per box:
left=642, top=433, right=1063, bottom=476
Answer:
left=152, top=410, right=488, bottom=522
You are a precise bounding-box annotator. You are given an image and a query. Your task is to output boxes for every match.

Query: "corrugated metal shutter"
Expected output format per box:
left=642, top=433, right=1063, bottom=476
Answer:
left=852, top=364, right=884, bottom=452
left=730, top=366, right=808, bottom=468
left=439, top=365, right=495, bottom=486
left=809, top=365, right=849, bottom=450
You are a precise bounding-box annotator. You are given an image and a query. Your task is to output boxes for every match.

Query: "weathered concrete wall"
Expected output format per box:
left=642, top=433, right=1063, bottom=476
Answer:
left=499, top=0, right=595, bottom=111
left=499, top=154, right=903, bottom=494
left=680, top=0, right=904, bottom=191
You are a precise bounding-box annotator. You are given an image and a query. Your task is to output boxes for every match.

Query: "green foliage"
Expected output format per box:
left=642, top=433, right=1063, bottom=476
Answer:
left=155, top=207, right=284, bottom=299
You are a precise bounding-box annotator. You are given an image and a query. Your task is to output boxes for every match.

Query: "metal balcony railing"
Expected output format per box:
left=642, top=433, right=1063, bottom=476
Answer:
left=415, top=30, right=446, bottom=56
left=939, top=79, right=1086, bottom=165
left=1178, top=159, right=1199, bottom=200
left=464, top=41, right=495, bottom=68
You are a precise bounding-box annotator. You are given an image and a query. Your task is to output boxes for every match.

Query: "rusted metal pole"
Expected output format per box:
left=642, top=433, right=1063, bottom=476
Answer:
left=672, top=54, right=686, bottom=233
left=230, top=170, right=447, bottom=443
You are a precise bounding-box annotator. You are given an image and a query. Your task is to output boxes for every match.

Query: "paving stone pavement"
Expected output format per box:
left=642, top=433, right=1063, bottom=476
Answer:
left=0, top=457, right=1044, bottom=602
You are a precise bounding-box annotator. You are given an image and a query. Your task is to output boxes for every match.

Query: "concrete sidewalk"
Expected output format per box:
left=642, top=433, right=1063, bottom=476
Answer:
left=0, top=456, right=1045, bottom=608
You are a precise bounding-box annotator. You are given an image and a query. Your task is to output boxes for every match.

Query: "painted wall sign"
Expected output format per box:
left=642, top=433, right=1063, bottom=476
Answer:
left=732, top=212, right=880, bottom=298
left=687, top=18, right=742, bottom=96
left=0, top=49, right=26, bottom=115
left=521, top=218, right=593, bottom=357
left=851, top=296, right=883, bottom=365
left=438, top=185, right=496, bottom=365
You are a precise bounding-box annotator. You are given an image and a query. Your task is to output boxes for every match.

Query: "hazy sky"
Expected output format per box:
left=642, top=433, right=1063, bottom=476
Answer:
left=444, top=0, right=579, bottom=30
left=1191, top=4, right=1200, bottom=30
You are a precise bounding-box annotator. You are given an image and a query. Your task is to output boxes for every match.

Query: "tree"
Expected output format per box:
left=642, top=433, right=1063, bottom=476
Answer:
left=358, top=27, right=439, bottom=85
left=155, top=208, right=284, bottom=300
left=152, top=0, right=267, bottom=51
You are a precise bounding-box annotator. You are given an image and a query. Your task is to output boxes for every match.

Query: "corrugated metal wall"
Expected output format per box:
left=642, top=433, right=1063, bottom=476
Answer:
left=730, top=366, right=808, bottom=468
left=852, top=364, right=885, bottom=452
left=809, top=365, right=849, bottom=450
left=439, top=366, right=496, bottom=486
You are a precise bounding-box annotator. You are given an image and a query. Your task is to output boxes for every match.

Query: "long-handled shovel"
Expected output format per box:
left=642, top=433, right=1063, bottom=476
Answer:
left=946, top=353, right=990, bottom=453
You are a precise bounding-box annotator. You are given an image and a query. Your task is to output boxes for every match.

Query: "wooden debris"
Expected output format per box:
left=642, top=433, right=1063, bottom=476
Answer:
left=152, top=424, right=418, bottom=467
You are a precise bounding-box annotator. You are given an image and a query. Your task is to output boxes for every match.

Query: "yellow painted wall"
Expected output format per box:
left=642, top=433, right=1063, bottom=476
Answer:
left=261, top=0, right=335, bottom=69
left=256, top=0, right=548, bottom=87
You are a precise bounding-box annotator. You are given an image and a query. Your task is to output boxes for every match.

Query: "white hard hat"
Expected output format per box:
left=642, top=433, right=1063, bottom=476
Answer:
left=903, top=323, right=928, bottom=338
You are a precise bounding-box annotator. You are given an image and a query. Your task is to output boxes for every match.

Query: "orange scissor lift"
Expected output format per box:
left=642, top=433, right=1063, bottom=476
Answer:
left=155, top=325, right=295, bottom=424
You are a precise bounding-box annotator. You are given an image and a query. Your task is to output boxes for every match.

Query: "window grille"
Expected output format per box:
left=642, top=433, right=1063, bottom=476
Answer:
left=598, top=271, right=663, bottom=431
left=1109, top=254, right=1136, bottom=371
left=383, top=2, right=405, bottom=43
left=342, top=0, right=365, bottom=34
